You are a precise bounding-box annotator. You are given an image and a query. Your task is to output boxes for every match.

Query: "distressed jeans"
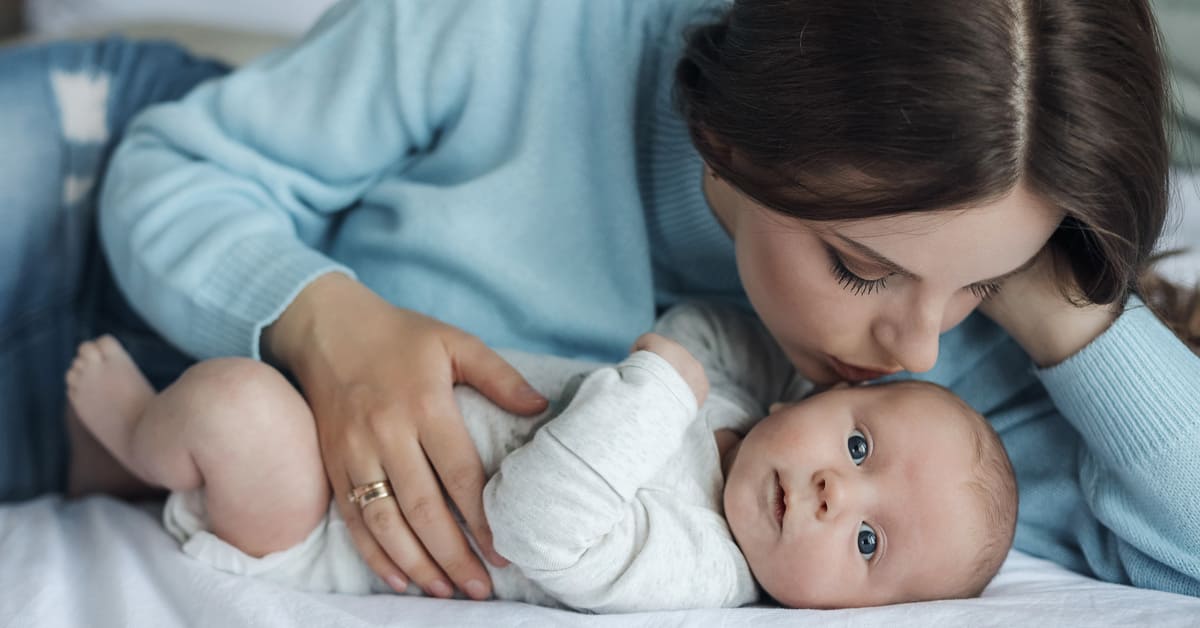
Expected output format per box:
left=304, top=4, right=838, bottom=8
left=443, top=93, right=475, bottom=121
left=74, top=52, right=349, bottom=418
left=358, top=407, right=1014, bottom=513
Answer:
left=0, top=38, right=228, bottom=501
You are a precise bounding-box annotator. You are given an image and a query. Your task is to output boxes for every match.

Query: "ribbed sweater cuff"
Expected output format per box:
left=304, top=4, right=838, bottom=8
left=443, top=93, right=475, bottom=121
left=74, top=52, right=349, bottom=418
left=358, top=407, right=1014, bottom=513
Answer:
left=1038, top=297, right=1200, bottom=466
left=192, top=235, right=355, bottom=359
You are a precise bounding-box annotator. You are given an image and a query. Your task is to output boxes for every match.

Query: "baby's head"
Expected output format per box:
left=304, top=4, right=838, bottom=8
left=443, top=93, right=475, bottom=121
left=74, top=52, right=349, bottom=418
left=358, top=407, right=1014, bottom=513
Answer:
left=722, top=380, right=1016, bottom=609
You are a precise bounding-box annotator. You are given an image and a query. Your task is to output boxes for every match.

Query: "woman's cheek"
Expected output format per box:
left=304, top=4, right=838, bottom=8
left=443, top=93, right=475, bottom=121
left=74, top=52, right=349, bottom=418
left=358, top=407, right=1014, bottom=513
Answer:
left=940, top=292, right=983, bottom=333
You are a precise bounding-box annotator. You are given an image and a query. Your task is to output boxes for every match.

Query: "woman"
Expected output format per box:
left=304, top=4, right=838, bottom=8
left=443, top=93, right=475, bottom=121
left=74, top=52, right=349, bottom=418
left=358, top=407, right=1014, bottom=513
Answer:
left=3, top=0, right=1198, bottom=602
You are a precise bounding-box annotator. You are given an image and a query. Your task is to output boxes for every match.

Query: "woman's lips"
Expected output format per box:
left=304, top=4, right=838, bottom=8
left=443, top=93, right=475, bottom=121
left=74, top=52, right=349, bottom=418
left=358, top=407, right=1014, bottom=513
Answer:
left=829, top=356, right=898, bottom=382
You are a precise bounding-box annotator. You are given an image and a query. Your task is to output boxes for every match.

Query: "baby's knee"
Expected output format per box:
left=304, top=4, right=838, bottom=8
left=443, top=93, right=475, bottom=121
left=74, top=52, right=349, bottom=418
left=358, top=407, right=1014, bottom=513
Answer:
left=169, top=358, right=312, bottom=445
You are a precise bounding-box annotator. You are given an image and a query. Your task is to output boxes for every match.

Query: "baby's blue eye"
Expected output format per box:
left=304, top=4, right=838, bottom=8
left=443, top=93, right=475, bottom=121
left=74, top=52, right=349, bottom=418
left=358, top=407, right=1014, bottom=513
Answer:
left=847, top=429, right=869, bottom=465
left=858, top=523, right=878, bottom=560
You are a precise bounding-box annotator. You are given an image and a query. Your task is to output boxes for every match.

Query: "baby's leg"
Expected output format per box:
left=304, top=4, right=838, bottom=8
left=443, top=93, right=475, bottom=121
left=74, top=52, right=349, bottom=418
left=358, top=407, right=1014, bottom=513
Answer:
left=66, top=336, right=329, bottom=556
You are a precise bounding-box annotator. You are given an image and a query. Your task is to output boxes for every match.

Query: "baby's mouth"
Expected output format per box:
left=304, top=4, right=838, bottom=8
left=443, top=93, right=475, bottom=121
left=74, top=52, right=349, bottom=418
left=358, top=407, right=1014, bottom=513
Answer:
left=773, top=471, right=786, bottom=530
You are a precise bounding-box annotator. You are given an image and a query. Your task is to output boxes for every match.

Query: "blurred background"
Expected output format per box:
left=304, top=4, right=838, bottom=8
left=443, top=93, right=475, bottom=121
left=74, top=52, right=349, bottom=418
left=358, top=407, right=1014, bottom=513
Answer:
left=1, top=0, right=1195, bottom=170
left=14, top=0, right=334, bottom=38
left=0, top=0, right=20, bottom=38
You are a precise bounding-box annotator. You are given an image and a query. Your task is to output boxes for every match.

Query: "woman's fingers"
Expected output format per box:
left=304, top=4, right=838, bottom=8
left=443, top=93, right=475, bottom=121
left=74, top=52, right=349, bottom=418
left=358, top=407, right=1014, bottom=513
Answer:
left=346, top=466, right=456, bottom=598
left=452, top=335, right=547, bottom=417
left=447, top=337, right=546, bottom=566
left=379, top=396, right=496, bottom=599
left=325, top=458, right=410, bottom=593
left=420, top=407, right=507, bottom=569
left=279, top=292, right=525, bottom=600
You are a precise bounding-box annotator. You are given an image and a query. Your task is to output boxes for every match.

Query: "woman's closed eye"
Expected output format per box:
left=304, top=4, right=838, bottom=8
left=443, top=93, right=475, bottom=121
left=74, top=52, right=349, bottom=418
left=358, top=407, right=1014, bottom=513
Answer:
left=968, top=280, right=1003, bottom=300
left=826, top=247, right=890, bottom=296
left=826, top=242, right=1006, bottom=300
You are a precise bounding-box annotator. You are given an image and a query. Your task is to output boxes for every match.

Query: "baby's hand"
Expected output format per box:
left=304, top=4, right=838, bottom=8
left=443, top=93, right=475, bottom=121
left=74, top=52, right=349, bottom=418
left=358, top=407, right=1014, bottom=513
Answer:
left=631, top=333, right=709, bottom=406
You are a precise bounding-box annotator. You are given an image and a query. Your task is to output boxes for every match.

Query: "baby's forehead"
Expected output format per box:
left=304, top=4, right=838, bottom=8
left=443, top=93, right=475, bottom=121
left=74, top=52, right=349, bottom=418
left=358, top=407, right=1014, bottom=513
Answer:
left=858, top=382, right=979, bottom=427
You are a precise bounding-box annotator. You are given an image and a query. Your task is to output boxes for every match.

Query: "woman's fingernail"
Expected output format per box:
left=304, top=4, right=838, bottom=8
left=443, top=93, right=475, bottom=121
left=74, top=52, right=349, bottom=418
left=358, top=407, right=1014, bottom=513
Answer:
left=489, top=550, right=510, bottom=568
left=465, top=579, right=488, bottom=600
left=521, top=385, right=546, bottom=404
left=387, top=575, right=407, bottom=592
left=429, top=580, right=453, bottom=598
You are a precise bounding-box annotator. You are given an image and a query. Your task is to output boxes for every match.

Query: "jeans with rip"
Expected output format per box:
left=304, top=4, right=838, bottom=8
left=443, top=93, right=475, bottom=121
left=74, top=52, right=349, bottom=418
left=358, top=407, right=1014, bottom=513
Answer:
left=0, top=38, right=228, bottom=501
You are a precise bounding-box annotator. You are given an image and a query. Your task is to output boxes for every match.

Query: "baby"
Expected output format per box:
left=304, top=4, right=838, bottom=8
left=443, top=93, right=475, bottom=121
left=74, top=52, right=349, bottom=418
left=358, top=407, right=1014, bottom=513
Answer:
left=65, top=302, right=1017, bottom=612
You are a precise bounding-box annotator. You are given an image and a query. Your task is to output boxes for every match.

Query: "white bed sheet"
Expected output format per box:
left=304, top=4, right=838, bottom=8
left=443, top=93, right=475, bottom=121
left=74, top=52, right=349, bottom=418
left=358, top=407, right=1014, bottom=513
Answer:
left=2, top=496, right=1199, bottom=628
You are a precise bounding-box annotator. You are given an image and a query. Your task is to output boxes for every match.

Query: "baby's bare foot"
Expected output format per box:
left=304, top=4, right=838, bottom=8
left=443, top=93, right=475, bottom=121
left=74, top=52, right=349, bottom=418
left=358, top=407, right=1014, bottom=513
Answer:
left=65, top=335, right=155, bottom=471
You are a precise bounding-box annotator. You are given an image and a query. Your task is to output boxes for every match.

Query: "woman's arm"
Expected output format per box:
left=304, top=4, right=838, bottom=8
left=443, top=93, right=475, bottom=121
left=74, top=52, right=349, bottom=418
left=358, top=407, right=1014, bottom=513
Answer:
left=99, top=0, right=553, bottom=599
left=982, top=249, right=1200, bottom=595
left=1034, top=302, right=1200, bottom=595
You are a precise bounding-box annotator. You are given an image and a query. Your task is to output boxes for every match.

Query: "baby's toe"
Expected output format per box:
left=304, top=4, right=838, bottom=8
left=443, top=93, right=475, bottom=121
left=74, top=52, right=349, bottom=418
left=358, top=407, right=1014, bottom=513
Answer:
left=94, top=334, right=125, bottom=361
left=76, top=340, right=102, bottom=363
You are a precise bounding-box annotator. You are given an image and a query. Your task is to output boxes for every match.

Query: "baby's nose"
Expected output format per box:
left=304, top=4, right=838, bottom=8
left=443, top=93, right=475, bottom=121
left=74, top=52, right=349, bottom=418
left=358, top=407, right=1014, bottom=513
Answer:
left=813, top=469, right=859, bottom=520
left=813, top=471, right=838, bottom=519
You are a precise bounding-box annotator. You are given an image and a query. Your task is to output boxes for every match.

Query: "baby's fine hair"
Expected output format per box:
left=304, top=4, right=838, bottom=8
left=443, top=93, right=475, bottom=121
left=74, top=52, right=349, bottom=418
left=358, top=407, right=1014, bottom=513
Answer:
left=676, top=0, right=1169, bottom=309
left=877, top=380, right=1018, bottom=599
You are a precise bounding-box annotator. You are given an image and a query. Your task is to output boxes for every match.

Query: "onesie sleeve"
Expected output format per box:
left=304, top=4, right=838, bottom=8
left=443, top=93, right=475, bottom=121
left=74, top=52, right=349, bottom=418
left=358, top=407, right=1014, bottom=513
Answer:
left=483, top=351, right=755, bottom=611
left=100, top=0, right=540, bottom=359
left=1036, top=297, right=1200, bottom=596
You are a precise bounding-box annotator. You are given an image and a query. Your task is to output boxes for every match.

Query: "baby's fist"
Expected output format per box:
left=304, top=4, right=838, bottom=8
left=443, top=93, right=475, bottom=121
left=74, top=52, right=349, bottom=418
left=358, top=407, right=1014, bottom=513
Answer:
left=631, top=333, right=709, bottom=406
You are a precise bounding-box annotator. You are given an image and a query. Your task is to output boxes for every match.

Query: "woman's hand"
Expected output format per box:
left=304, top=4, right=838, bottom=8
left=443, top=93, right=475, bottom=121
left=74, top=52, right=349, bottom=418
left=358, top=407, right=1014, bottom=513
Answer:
left=979, top=246, right=1122, bottom=367
left=263, top=273, right=548, bottom=599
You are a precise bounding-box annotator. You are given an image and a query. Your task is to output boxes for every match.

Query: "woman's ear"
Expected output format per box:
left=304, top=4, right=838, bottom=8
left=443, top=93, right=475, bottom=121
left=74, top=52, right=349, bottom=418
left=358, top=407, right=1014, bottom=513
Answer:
left=698, top=127, right=734, bottom=173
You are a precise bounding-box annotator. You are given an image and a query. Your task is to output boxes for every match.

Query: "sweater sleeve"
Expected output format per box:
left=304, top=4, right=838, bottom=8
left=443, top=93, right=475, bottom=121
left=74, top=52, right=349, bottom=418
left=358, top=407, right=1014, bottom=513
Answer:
left=1036, top=298, right=1200, bottom=596
left=652, top=302, right=808, bottom=434
left=99, top=0, right=538, bottom=359
left=482, top=351, right=754, bottom=611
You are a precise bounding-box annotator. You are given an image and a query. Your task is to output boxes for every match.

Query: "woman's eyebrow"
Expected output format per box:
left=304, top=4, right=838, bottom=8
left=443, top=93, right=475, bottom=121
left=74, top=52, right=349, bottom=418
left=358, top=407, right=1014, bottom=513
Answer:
left=832, top=233, right=1042, bottom=285
left=832, top=234, right=917, bottom=280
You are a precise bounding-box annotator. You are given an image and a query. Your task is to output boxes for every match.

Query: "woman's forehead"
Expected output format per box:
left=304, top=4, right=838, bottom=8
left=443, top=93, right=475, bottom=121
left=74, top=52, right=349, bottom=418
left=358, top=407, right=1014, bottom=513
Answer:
left=823, top=187, right=1062, bottom=282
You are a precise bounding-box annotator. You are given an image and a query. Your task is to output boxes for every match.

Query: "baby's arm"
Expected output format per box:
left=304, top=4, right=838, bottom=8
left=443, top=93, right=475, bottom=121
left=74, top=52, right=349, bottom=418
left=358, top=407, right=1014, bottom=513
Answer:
left=653, top=301, right=806, bottom=432
left=482, top=345, right=753, bottom=611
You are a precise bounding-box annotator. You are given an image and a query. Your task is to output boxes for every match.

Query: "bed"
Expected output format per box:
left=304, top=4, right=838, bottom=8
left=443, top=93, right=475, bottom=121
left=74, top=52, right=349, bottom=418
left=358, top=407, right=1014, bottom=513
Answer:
left=3, top=494, right=1200, bottom=627
left=4, top=6, right=1200, bottom=627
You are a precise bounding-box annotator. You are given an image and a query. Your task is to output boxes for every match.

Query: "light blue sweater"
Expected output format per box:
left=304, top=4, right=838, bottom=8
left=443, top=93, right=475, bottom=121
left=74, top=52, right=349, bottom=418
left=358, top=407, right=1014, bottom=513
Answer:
left=100, top=0, right=1200, bottom=597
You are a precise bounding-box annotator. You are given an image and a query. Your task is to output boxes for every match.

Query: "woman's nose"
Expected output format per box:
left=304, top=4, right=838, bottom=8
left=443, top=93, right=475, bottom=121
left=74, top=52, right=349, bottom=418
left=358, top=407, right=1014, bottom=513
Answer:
left=873, top=298, right=942, bottom=373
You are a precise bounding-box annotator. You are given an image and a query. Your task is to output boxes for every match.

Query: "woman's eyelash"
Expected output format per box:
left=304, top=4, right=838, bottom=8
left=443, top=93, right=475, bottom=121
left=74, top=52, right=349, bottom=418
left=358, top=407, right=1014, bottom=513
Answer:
left=827, top=250, right=887, bottom=296
left=826, top=243, right=1004, bottom=300
left=969, top=282, right=1002, bottom=301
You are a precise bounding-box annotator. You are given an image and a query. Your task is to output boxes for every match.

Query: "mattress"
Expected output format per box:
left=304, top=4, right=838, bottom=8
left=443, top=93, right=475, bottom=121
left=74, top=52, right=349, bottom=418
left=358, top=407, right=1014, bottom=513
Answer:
left=2, top=496, right=1199, bottom=628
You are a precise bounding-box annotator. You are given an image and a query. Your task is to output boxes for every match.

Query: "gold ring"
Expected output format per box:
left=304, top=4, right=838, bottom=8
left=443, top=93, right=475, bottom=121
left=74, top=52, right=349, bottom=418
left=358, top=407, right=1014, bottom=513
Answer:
left=348, top=480, right=393, bottom=509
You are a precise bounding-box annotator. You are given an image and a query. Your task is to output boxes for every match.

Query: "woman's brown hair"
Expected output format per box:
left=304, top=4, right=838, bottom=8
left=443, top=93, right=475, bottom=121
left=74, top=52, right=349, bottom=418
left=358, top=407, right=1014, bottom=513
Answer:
left=676, top=0, right=1170, bottom=306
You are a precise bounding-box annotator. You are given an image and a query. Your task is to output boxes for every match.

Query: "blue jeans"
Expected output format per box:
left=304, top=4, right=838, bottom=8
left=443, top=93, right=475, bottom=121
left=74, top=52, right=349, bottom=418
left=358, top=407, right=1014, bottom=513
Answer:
left=0, top=38, right=229, bottom=501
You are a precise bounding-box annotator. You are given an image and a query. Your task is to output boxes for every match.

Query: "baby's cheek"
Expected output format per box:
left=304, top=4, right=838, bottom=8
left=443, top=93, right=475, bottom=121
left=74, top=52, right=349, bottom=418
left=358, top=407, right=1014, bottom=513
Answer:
left=769, top=537, right=858, bottom=609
